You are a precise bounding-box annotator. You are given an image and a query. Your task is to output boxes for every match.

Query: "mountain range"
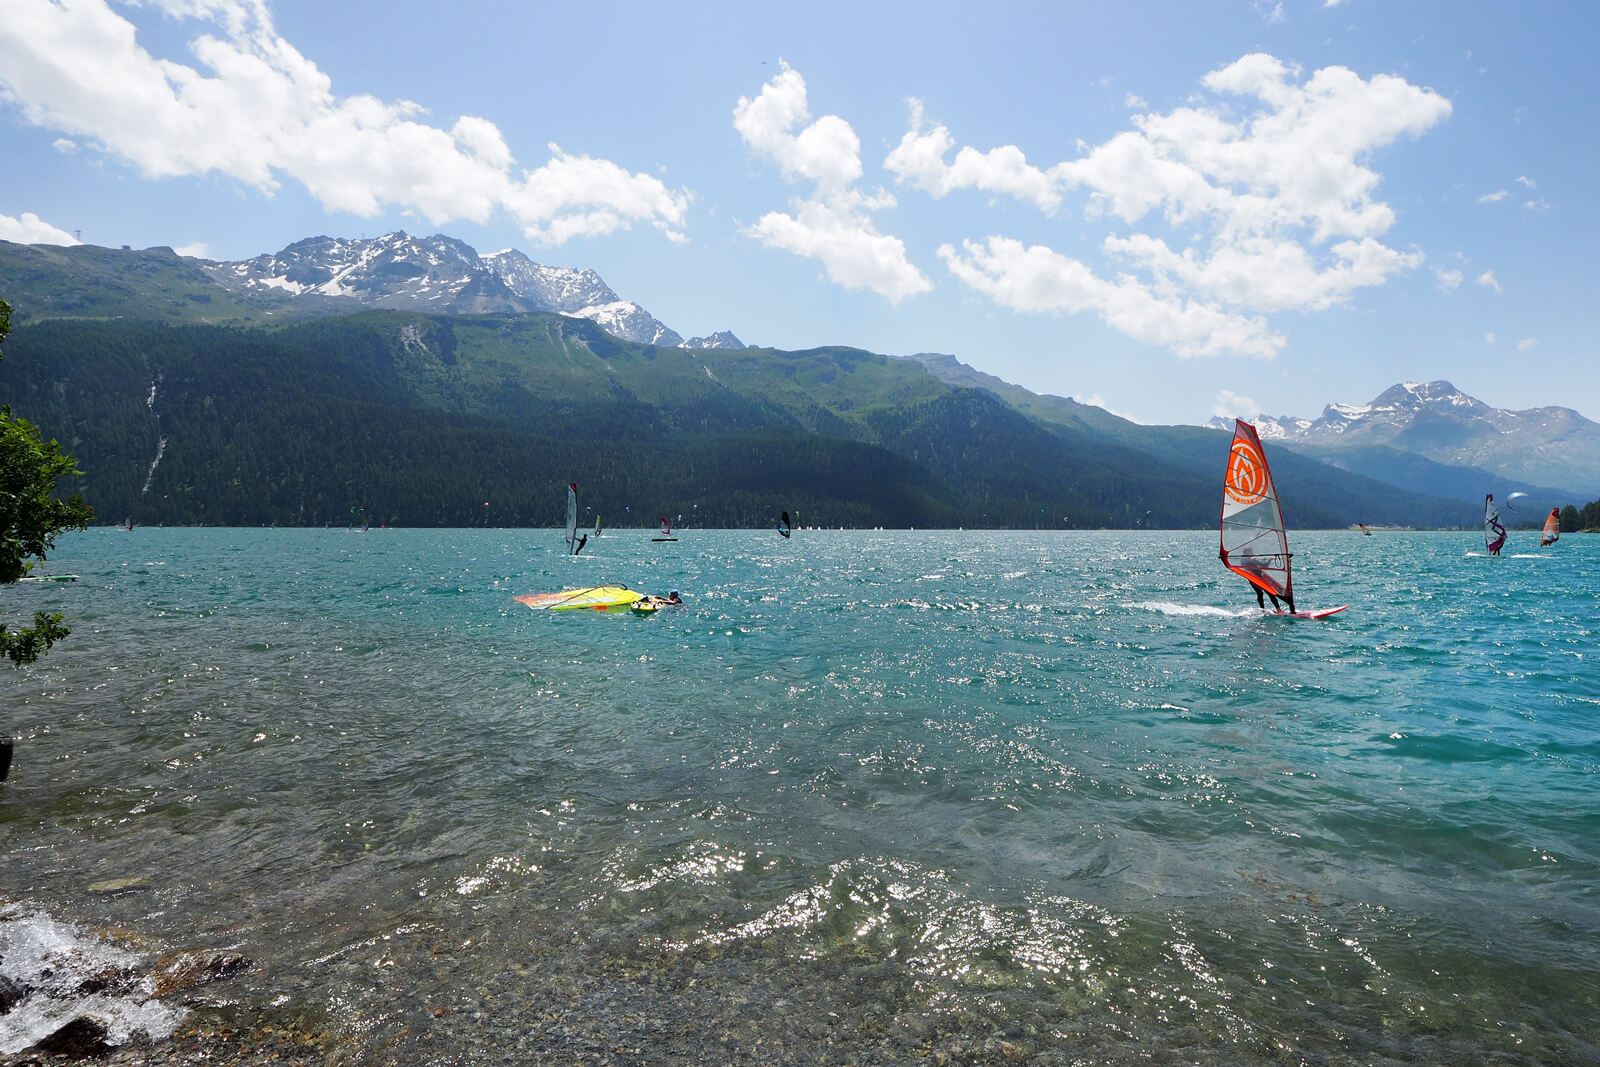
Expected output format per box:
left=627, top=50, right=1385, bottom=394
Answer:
left=0, top=232, right=1592, bottom=529
left=1205, top=381, right=1600, bottom=499
left=201, top=231, right=745, bottom=349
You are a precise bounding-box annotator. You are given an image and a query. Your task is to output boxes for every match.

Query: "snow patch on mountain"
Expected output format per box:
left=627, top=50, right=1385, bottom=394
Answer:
left=199, top=231, right=741, bottom=350
left=569, top=301, right=684, bottom=347
left=683, top=330, right=747, bottom=349
left=1208, top=380, right=1600, bottom=495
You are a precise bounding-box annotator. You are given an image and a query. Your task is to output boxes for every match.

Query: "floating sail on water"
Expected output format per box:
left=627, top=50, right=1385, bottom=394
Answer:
left=1484, top=494, right=1507, bottom=555
left=515, top=586, right=647, bottom=613
left=1541, top=508, right=1560, bottom=547
left=1220, top=420, right=1293, bottom=607
left=779, top=510, right=792, bottom=538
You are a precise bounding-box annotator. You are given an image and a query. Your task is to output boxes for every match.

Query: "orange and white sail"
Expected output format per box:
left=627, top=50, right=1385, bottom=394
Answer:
left=1541, top=508, right=1560, bottom=547
left=1220, top=420, right=1292, bottom=604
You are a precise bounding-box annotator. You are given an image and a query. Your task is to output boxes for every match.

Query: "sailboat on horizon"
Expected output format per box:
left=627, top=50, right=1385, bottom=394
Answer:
left=564, top=483, right=586, bottom=555
left=1219, top=419, right=1346, bottom=619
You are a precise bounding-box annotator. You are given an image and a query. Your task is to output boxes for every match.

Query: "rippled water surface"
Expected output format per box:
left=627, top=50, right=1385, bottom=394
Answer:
left=2, top=528, right=1596, bottom=1063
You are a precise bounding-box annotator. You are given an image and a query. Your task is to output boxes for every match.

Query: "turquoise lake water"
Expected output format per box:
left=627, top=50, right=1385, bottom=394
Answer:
left=1, top=527, right=1596, bottom=1063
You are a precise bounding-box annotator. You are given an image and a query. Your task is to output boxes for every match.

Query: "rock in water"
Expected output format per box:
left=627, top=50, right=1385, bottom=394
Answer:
left=28, top=1016, right=113, bottom=1059
left=0, top=972, right=28, bottom=1013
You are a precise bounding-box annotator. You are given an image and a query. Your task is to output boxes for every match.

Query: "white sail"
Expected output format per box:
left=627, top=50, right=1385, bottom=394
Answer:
left=1483, top=495, right=1506, bottom=554
left=565, top=483, right=579, bottom=555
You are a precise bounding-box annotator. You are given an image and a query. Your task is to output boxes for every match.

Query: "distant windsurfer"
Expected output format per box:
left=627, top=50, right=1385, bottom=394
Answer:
left=1540, top=507, right=1560, bottom=547
left=1484, top=494, right=1507, bottom=556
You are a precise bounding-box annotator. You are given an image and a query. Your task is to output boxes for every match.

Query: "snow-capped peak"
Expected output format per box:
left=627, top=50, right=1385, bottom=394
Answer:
left=198, top=231, right=745, bottom=349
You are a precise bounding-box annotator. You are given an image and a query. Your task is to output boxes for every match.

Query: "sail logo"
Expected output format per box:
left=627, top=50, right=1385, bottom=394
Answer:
left=1225, top=440, right=1269, bottom=505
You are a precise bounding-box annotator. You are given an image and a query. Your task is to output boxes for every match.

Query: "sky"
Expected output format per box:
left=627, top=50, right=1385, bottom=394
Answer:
left=2, top=0, right=1598, bottom=426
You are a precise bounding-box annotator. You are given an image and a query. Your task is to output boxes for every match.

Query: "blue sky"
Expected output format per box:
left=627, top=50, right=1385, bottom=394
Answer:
left=2, top=0, right=1596, bottom=426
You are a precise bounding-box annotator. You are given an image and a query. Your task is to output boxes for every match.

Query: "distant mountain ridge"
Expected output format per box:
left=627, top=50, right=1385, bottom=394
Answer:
left=200, top=231, right=743, bottom=350
left=0, top=232, right=1589, bottom=509
left=1205, top=381, right=1600, bottom=496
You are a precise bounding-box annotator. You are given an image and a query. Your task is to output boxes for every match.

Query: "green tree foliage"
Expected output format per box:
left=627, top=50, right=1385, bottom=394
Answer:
left=0, top=297, right=94, bottom=665
left=1560, top=503, right=1581, bottom=532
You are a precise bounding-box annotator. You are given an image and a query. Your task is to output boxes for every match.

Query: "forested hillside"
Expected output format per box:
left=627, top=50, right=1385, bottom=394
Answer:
left=0, top=310, right=1473, bottom=529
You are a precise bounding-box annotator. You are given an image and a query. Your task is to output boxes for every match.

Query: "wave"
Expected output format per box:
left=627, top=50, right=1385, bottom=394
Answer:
left=1134, top=601, right=1257, bottom=618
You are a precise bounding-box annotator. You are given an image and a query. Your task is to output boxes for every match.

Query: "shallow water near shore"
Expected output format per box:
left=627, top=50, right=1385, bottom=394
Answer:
left=2, top=527, right=1597, bottom=1063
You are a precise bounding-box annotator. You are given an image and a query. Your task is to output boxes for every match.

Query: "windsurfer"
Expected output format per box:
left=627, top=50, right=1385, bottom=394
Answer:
left=1224, top=547, right=1294, bottom=614
left=642, top=590, right=682, bottom=607
left=1484, top=494, right=1507, bottom=556
left=573, top=534, right=588, bottom=555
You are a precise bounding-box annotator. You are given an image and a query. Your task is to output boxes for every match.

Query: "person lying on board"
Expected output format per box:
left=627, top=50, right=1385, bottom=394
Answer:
left=641, top=590, right=683, bottom=607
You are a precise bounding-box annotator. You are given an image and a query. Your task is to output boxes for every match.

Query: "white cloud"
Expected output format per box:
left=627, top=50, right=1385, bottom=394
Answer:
left=1477, top=270, right=1501, bottom=292
left=1477, top=190, right=1508, bottom=204
left=1434, top=267, right=1464, bottom=291
left=735, top=64, right=930, bottom=303
left=906, top=53, right=1447, bottom=358
left=1485, top=332, right=1496, bottom=344
left=1515, top=175, right=1536, bottom=188
left=1522, top=198, right=1551, bottom=213
left=1079, top=394, right=1142, bottom=423
left=940, top=236, right=1283, bottom=358
left=0, top=0, right=689, bottom=245
left=1213, top=390, right=1259, bottom=420
left=1516, top=337, right=1538, bottom=351
left=1254, top=1, right=1287, bottom=24
left=886, top=100, right=1062, bottom=213
left=745, top=192, right=929, bottom=302
left=0, top=210, right=80, bottom=245
left=174, top=241, right=210, bottom=258
left=51, top=137, right=76, bottom=153
left=733, top=63, right=861, bottom=194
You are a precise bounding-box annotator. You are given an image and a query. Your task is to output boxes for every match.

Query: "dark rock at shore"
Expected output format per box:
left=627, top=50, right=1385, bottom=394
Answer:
left=26, top=1016, right=113, bottom=1059
left=0, top=973, right=28, bottom=1013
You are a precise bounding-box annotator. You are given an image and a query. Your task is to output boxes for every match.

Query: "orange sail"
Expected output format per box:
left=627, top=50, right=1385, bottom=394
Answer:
left=1541, top=508, right=1560, bottom=547
left=1220, top=420, right=1292, bottom=603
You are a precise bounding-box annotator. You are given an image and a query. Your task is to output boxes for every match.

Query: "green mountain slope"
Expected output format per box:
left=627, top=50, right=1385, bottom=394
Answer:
left=0, top=240, right=303, bottom=326
left=0, top=310, right=1468, bottom=529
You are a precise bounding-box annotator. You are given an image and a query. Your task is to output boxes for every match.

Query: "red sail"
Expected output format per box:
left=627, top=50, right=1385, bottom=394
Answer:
left=1541, top=508, right=1560, bottom=547
left=1220, top=420, right=1292, bottom=602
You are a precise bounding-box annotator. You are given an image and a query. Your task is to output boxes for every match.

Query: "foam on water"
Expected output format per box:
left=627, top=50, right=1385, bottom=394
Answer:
left=0, top=905, right=185, bottom=1053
